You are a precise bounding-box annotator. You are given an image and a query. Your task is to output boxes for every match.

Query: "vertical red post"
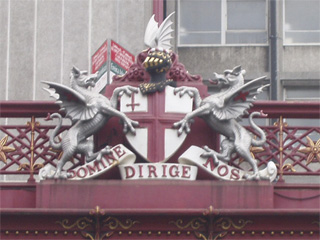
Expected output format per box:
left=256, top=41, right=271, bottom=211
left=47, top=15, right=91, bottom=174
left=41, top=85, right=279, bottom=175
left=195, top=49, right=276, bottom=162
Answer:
left=153, top=0, right=164, bottom=24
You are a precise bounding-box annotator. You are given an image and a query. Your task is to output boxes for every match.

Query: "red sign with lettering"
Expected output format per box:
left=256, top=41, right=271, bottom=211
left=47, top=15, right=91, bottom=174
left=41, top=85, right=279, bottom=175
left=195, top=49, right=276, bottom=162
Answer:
left=110, top=40, right=135, bottom=70
left=91, top=40, right=108, bottom=74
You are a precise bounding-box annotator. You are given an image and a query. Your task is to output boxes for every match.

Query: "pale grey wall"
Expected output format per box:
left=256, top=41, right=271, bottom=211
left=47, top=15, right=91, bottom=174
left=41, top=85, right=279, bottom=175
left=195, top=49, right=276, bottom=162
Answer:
left=1, top=0, right=152, bottom=101
left=177, top=47, right=269, bottom=80
left=173, top=0, right=320, bottom=100
left=0, top=0, right=9, bottom=100
left=1, top=0, right=319, bottom=102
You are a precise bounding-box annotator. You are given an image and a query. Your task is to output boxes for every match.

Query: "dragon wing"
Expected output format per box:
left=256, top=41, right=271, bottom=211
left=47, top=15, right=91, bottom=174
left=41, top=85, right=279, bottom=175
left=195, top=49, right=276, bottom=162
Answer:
left=144, top=15, right=158, bottom=48
left=42, top=81, right=98, bottom=121
left=210, top=76, right=268, bottom=120
left=144, top=12, right=174, bottom=50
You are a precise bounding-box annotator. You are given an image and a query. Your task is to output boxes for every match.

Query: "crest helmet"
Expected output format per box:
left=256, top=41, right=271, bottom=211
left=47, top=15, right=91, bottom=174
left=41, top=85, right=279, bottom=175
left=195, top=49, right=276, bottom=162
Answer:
left=143, top=12, right=175, bottom=74
left=143, top=48, right=172, bottom=74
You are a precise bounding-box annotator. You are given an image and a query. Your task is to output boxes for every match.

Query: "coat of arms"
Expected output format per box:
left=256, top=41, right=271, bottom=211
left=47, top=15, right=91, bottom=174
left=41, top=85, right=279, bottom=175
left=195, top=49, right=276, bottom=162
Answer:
left=40, top=12, right=277, bottom=182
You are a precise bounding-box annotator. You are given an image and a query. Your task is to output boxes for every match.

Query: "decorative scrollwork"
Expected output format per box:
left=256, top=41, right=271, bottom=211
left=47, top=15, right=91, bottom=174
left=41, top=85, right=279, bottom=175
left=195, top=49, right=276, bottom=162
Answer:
left=89, top=205, right=105, bottom=216
left=103, top=217, right=139, bottom=230
left=169, top=217, right=207, bottom=230
left=56, top=217, right=93, bottom=230
left=298, top=136, right=320, bottom=165
left=195, top=231, right=207, bottom=240
left=82, top=232, right=94, bottom=240
left=81, top=231, right=113, bottom=240
left=17, top=163, right=44, bottom=171
left=195, top=231, right=227, bottom=240
left=113, top=50, right=202, bottom=83
left=113, top=51, right=150, bottom=83
left=282, top=163, right=296, bottom=172
left=213, top=232, right=228, bottom=240
left=215, top=217, right=252, bottom=230
left=203, top=205, right=217, bottom=216
left=167, top=52, right=202, bottom=82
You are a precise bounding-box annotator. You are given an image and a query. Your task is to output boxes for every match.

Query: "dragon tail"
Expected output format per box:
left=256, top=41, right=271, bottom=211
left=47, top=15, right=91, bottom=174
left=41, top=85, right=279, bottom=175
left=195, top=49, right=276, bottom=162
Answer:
left=49, top=113, right=63, bottom=150
left=249, top=111, right=267, bottom=146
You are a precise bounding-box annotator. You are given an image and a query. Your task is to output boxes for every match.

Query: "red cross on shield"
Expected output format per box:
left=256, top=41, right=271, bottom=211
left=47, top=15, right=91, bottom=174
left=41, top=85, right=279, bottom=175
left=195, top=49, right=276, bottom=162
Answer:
left=120, top=86, right=193, bottom=163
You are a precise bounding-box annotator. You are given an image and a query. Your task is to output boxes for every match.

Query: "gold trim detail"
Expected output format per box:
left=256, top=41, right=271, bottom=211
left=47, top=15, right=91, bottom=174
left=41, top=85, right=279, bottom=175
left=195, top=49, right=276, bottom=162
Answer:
left=195, top=231, right=227, bottom=240
left=90, top=205, right=105, bottom=216
left=194, top=231, right=208, bottom=240
left=273, top=116, right=297, bottom=178
left=0, top=135, right=15, bottom=164
left=282, top=163, right=296, bottom=172
left=17, top=117, right=44, bottom=174
left=103, top=217, right=140, bottom=230
left=215, top=217, right=252, bottom=230
left=298, top=136, right=320, bottom=165
left=56, top=217, right=93, bottom=230
left=82, top=231, right=113, bottom=240
left=238, top=136, right=265, bottom=164
left=274, top=116, right=288, bottom=180
left=203, top=205, right=215, bottom=216
left=169, top=217, right=207, bottom=230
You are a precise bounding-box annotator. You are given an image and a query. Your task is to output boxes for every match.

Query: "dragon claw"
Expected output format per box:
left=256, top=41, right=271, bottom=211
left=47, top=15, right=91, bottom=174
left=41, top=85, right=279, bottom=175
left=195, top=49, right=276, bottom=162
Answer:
left=243, top=172, right=260, bottom=181
left=173, top=118, right=193, bottom=136
left=47, top=170, right=69, bottom=180
left=178, top=128, right=185, bottom=137
left=101, top=146, right=112, bottom=155
left=200, top=146, right=219, bottom=166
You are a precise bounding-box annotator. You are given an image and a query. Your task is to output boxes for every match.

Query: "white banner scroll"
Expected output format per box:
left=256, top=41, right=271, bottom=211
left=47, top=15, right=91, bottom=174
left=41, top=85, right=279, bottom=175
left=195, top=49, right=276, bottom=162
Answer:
left=178, top=145, right=277, bottom=182
left=39, top=144, right=136, bottom=180
left=119, top=163, right=198, bottom=181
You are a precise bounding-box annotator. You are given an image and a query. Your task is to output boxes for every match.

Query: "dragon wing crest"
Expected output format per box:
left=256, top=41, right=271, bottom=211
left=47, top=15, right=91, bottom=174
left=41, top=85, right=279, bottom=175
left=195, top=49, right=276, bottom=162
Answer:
left=144, top=12, right=175, bottom=50
left=211, top=76, right=268, bottom=120
left=42, top=81, right=98, bottom=121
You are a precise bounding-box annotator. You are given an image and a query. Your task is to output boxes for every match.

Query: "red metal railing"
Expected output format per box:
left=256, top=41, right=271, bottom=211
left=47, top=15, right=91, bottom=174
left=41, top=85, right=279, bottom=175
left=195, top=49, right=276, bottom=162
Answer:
left=249, top=101, right=320, bottom=182
left=0, top=101, right=83, bottom=183
left=0, top=101, right=319, bottom=182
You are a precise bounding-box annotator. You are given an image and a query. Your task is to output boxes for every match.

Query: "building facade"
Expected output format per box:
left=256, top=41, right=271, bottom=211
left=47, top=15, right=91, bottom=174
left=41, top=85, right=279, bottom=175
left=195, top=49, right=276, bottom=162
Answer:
left=1, top=0, right=319, bottom=102
left=1, top=1, right=319, bottom=239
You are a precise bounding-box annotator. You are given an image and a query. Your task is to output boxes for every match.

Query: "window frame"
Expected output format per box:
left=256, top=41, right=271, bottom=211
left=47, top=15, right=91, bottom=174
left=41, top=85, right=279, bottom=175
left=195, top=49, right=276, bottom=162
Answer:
left=282, top=79, right=320, bottom=101
left=283, top=0, right=320, bottom=46
left=177, top=0, right=269, bottom=47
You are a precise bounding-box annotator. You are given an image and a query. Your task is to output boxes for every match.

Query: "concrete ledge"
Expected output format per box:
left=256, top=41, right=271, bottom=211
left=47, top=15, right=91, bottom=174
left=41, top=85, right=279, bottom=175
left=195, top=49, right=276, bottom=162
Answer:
left=36, top=180, right=274, bottom=209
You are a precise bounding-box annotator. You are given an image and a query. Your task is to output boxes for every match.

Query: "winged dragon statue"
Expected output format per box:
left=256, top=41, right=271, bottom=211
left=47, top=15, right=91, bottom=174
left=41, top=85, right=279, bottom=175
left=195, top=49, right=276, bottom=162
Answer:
left=174, top=66, right=270, bottom=180
left=42, top=66, right=139, bottom=178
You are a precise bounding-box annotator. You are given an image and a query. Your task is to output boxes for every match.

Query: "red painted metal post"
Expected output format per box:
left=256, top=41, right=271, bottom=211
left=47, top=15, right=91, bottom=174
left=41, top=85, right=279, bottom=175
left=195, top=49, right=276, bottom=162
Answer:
left=153, top=0, right=164, bottom=23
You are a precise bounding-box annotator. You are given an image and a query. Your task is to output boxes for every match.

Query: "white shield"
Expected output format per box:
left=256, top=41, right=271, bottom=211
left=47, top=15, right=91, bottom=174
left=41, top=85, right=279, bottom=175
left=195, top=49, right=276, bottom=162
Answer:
left=120, top=86, right=193, bottom=163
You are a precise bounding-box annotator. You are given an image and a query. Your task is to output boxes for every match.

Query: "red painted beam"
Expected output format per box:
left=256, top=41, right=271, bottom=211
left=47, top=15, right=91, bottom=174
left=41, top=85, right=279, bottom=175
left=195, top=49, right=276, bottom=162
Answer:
left=1, top=207, right=319, bottom=216
left=153, top=0, right=164, bottom=23
left=1, top=101, right=319, bottom=119
left=1, top=181, right=319, bottom=214
left=0, top=101, right=59, bottom=118
left=251, top=101, right=320, bottom=119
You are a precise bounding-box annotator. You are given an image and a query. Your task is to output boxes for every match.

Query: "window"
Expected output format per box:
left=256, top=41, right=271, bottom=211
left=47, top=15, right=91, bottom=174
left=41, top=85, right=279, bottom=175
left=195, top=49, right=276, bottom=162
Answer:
left=178, top=0, right=268, bottom=46
left=283, top=84, right=320, bottom=129
left=284, top=86, right=320, bottom=101
left=284, top=0, right=320, bottom=44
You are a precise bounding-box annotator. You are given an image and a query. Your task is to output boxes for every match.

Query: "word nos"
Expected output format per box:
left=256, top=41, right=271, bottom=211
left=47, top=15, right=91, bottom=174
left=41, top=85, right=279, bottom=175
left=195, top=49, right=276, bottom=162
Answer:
left=178, top=146, right=243, bottom=181
left=179, top=146, right=277, bottom=182
left=202, top=157, right=241, bottom=180
left=119, top=163, right=198, bottom=180
left=68, top=144, right=135, bottom=180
